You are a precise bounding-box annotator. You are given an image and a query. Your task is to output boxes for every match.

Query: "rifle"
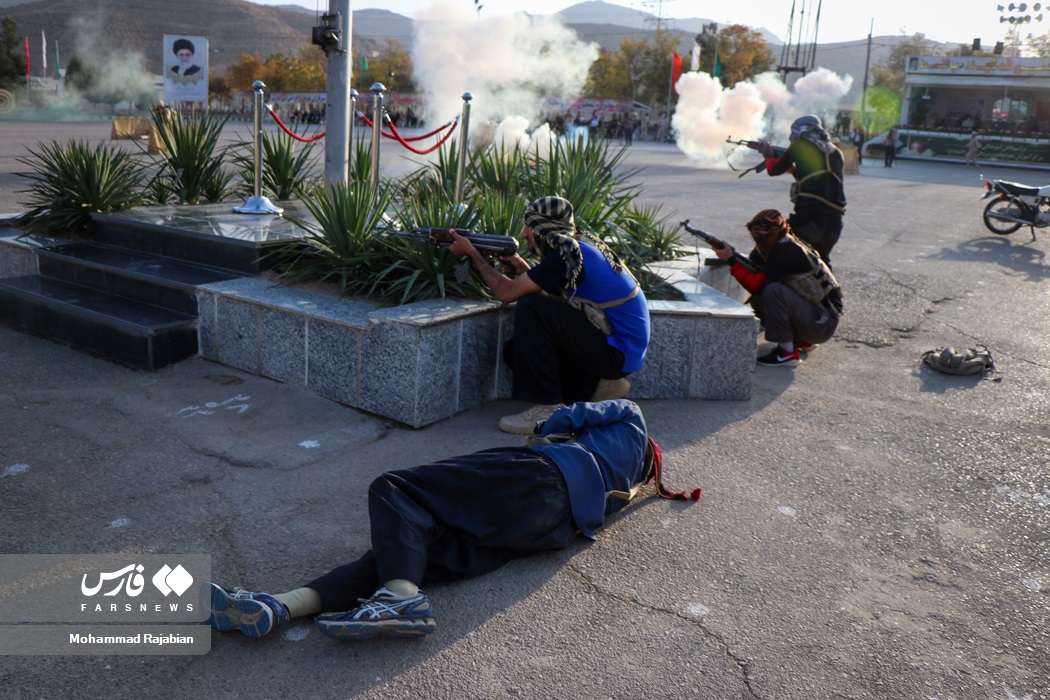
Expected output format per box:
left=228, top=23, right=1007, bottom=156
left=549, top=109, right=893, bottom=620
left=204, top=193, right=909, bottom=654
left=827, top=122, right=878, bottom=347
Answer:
left=679, top=219, right=759, bottom=273
left=391, top=228, right=518, bottom=256
left=725, top=136, right=787, bottom=178
left=388, top=228, right=519, bottom=282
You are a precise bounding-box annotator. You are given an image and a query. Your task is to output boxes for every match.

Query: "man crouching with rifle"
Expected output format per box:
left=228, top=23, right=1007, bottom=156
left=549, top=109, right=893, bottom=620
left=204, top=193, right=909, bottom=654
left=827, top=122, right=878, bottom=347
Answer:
left=447, top=196, right=650, bottom=434
left=703, top=209, right=842, bottom=367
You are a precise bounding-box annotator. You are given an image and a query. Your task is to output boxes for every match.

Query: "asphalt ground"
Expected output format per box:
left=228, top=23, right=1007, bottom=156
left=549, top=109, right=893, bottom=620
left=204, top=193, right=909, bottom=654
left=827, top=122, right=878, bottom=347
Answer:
left=0, top=119, right=1048, bottom=700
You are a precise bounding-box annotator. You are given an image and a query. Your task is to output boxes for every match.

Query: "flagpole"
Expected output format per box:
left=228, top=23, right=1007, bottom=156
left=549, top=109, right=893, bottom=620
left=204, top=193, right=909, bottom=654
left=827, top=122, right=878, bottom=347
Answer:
left=665, top=51, right=674, bottom=121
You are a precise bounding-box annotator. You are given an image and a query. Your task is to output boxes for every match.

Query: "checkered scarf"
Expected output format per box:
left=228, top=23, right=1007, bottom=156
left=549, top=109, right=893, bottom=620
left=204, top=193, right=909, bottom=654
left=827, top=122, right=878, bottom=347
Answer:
left=523, top=196, right=625, bottom=289
left=745, top=209, right=791, bottom=257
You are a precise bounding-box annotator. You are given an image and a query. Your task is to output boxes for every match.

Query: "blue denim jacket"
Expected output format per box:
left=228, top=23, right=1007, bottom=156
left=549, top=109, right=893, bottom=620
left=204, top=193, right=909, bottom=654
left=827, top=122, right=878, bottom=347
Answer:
left=526, top=399, right=648, bottom=539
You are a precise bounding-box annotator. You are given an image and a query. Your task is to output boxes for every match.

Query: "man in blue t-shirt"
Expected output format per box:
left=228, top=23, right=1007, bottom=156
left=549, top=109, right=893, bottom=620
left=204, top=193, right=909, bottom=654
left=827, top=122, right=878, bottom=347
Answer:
left=448, top=196, right=650, bottom=434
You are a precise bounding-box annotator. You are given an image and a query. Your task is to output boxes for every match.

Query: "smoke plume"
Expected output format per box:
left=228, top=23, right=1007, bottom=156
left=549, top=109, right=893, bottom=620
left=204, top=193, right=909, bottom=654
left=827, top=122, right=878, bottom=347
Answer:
left=672, top=68, right=854, bottom=167
left=410, top=0, right=598, bottom=145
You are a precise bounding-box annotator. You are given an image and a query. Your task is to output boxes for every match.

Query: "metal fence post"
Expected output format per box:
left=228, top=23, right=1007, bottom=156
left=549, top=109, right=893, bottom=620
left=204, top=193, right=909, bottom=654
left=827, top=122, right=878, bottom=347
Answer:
left=233, top=80, right=283, bottom=215
left=369, top=82, right=386, bottom=187
left=349, top=87, right=358, bottom=171
left=454, top=92, right=473, bottom=206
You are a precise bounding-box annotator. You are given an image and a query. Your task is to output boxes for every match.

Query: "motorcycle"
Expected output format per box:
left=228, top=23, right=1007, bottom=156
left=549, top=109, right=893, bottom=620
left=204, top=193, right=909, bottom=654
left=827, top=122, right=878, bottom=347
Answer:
left=981, top=179, right=1050, bottom=240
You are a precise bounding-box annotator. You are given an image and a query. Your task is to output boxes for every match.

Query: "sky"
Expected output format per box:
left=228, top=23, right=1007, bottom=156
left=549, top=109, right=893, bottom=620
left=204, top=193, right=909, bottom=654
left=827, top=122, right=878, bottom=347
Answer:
left=248, top=0, right=1033, bottom=46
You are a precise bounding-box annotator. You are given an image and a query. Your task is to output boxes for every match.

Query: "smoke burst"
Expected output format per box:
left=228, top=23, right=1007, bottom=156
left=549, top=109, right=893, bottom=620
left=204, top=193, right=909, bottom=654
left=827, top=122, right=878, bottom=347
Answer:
left=410, top=0, right=598, bottom=145
left=672, top=68, right=854, bottom=167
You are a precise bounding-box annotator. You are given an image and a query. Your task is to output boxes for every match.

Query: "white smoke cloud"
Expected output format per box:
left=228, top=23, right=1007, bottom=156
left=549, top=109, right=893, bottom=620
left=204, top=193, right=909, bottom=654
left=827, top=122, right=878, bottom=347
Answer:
left=671, top=67, right=854, bottom=168
left=68, top=12, right=155, bottom=105
left=411, top=0, right=598, bottom=145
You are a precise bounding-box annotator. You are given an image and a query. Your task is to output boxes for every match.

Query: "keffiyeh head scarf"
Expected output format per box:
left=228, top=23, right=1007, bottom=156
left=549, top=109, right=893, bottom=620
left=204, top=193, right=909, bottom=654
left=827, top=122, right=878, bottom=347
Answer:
left=789, top=114, right=836, bottom=155
left=745, top=209, right=791, bottom=256
left=523, top=196, right=625, bottom=289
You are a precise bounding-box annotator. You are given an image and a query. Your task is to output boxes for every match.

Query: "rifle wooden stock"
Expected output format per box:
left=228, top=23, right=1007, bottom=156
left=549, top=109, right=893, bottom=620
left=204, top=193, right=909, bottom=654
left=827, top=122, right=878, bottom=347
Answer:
left=393, top=228, right=518, bottom=257
left=679, top=220, right=759, bottom=273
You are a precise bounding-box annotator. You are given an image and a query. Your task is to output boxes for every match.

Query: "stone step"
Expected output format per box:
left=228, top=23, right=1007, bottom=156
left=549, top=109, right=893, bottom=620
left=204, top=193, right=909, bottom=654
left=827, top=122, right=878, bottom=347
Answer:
left=37, top=242, right=241, bottom=315
left=91, top=204, right=305, bottom=275
left=0, top=275, right=198, bottom=370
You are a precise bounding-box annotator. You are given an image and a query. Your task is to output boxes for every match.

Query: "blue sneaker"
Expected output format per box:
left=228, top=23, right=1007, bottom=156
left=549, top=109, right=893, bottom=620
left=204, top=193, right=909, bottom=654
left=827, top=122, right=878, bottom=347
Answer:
left=314, top=587, right=436, bottom=641
left=200, top=582, right=290, bottom=638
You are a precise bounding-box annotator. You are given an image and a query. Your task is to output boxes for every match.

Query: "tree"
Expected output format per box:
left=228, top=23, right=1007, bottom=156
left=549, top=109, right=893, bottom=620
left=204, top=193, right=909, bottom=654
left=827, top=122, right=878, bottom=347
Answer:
left=0, top=17, right=27, bottom=90
left=714, top=24, right=774, bottom=87
left=355, top=39, right=415, bottom=94
left=582, top=31, right=680, bottom=108
left=1026, top=30, right=1050, bottom=57
left=695, top=23, right=719, bottom=75
left=223, top=53, right=265, bottom=94
left=870, top=33, right=934, bottom=95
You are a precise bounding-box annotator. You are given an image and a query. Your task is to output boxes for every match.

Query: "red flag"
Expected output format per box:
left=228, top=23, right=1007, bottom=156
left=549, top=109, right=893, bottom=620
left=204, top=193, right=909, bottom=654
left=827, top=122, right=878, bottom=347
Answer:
left=672, top=51, right=682, bottom=92
left=25, top=36, right=30, bottom=76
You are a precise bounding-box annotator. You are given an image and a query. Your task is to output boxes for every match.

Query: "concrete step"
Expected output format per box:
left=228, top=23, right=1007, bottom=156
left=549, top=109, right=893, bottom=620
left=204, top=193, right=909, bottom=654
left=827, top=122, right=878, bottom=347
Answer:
left=37, top=242, right=241, bottom=315
left=0, top=274, right=198, bottom=370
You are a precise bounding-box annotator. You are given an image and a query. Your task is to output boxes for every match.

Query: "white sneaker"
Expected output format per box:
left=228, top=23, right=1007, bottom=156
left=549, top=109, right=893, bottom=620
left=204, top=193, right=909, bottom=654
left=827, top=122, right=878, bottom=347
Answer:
left=498, top=404, right=563, bottom=434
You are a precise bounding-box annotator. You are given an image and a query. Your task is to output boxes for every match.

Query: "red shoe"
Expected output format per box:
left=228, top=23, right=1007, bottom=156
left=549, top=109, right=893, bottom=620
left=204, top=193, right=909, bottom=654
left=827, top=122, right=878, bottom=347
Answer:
left=757, top=346, right=801, bottom=367
left=796, top=341, right=818, bottom=353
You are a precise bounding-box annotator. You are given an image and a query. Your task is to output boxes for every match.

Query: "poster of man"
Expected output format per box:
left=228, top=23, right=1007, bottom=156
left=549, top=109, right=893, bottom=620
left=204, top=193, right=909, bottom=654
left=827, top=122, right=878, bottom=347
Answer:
left=163, top=34, right=208, bottom=103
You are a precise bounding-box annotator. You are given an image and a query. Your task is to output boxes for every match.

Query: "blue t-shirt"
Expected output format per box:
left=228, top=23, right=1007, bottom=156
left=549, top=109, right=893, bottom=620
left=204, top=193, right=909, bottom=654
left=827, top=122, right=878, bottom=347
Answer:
left=527, top=241, right=650, bottom=373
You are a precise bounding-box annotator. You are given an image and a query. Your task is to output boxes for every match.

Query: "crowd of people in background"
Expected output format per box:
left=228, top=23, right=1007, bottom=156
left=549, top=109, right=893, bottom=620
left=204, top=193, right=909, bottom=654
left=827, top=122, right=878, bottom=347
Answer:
left=545, top=109, right=674, bottom=144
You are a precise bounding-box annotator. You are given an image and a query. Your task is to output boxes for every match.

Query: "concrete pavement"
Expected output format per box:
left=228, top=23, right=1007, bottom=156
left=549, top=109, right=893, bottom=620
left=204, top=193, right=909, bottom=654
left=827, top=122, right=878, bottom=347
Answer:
left=0, top=120, right=1047, bottom=699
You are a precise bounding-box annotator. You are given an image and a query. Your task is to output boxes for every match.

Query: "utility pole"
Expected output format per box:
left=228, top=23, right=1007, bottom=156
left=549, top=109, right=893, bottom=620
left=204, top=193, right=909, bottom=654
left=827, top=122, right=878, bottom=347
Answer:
left=312, top=0, right=352, bottom=183
left=861, top=19, right=873, bottom=125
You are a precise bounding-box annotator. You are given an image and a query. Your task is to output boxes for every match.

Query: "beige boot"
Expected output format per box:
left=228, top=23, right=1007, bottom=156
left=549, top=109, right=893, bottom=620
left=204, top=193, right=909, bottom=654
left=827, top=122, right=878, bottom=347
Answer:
left=498, top=404, right=563, bottom=434
left=590, top=378, right=631, bottom=402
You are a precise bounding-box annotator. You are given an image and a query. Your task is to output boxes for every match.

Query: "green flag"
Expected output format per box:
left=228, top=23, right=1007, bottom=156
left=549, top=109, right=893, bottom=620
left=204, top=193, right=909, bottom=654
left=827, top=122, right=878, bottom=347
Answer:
left=361, top=54, right=368, bottom=72
left=54, top=40, right=60, bottom=78
left=713, top=52, right=722, bottom=79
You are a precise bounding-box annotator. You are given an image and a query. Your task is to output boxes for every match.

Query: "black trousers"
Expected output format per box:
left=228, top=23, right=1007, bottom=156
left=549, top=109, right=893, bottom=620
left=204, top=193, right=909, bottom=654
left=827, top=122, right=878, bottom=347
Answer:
left=788, top=208, right=843, bottom=268
left=303, top=448, right=576, bottom=612
left=504, top=293, right=627, bottom=405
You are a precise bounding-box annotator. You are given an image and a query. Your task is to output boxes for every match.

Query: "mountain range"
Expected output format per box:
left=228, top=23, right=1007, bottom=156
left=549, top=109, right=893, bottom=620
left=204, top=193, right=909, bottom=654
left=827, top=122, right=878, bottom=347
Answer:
left=0, top=0, right=949, bottom=109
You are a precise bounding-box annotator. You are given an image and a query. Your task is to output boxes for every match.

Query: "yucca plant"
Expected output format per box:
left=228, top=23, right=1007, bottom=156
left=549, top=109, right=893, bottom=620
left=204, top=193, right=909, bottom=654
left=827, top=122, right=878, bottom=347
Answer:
left=376, top=188, right=495, bottom=302
left=395, top=138, right=463, bottom=206
left=608, top=203, right=688, bottom=267
left=349, top=134, right=373, bottom=184
left=15, top=140, right=146, bottom=236
left=522, top=136, right=641, bottom=233
left=275, top=178, right=392, bottom=294
left=467, top=141, right=526, bottom=196
left=149, top=110, right=232, bottom=204
left=231, top=129, right=320, bottom=201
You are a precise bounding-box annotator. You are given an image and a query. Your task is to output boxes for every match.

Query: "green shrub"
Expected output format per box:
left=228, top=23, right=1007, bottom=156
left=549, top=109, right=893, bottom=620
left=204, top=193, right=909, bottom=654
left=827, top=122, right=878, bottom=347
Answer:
left=231, top=128, right=320, bottom=201
left=275, top=179, right=393, bottom=295
left=15, top=140, right=145, bottom=235
left=149, top=111, right=232, bottom=204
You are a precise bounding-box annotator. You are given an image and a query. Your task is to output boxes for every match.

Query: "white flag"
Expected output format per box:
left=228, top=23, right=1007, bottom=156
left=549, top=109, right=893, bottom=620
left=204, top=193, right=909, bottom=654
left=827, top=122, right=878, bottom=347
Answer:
left=42, top=30, right=46, bottom=70
left=691, top=40, right=700, bottom=72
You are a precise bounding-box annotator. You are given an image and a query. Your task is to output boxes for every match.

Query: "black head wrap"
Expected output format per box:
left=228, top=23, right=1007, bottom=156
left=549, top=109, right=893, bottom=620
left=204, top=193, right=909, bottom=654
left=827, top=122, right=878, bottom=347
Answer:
left=523, top=196, right=625, bottom=289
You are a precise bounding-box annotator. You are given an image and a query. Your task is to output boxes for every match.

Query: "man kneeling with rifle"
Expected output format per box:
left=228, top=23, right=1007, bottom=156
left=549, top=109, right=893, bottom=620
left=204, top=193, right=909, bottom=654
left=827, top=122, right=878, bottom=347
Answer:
left=447, top=196, right=650, bottom=434
left=701, top=209, right=843, bottom=367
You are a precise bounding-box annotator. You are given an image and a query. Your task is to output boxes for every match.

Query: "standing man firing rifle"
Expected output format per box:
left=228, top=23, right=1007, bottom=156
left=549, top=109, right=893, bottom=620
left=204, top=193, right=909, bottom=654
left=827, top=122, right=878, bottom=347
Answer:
left=448, top=196, right=650, bottom=434
left=755, top=115, right=846, bottom=267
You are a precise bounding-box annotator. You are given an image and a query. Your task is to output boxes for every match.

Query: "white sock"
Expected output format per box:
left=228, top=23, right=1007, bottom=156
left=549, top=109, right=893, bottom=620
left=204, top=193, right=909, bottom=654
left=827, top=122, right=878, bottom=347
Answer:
left=384, top=579, right=420, bottom=597
left=274, top=587, right=322, bottom=618
left=780, top=342, right=795, bottom=353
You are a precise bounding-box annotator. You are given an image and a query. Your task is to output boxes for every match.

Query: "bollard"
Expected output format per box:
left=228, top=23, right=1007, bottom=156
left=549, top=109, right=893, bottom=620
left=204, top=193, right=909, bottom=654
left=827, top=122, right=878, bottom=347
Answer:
left=454, top=92, right=473, bottom=206
left=349, top=88, right=358, bottom=170
left=233, top=80, right=284, bottom=215
left=369, top=82, right=386, bottom=187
